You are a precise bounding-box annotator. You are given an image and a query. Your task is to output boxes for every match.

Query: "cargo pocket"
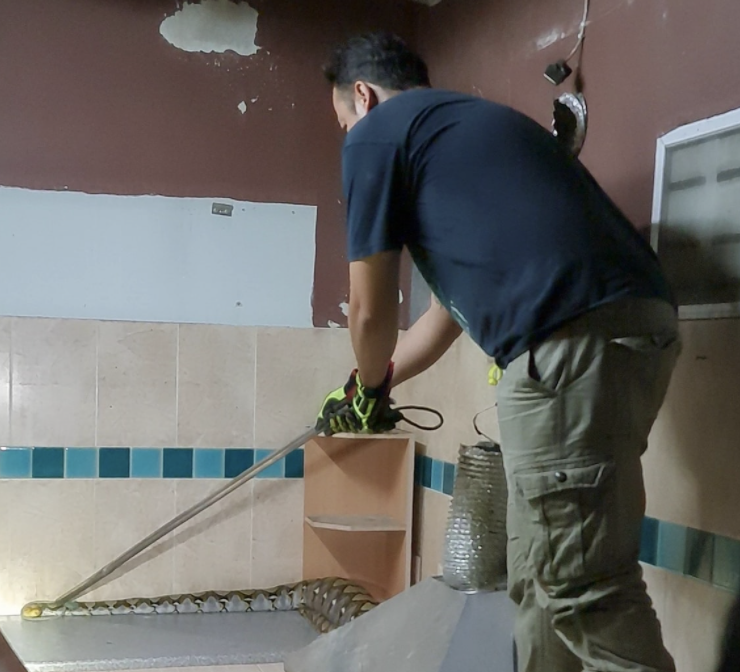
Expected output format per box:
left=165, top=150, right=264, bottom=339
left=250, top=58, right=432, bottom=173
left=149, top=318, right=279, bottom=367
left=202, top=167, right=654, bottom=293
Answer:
left=513, top=459, right=616, bottom=584
left=604, top=332, right=681, bottom=442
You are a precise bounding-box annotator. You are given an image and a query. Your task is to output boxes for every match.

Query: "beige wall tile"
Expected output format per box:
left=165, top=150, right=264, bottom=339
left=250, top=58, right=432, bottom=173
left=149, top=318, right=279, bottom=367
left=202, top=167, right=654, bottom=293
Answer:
left=97, top=322, right=177, bottom=447
left=10, top=318, right=96, bottom=446
left=394, top=336, right=496, bottom=463
left=644, top=319, right=740, bottom=538
left=419, top=488, right=451, bottom=579
left=640, top=563, right=669, bottom=640
left=254, top=328, right=350, bottom=447
left=328, top=327, right=357, bottom=371
left=89, top=480, right=176, bottom=601
left=172, top=480, right=253, bottom=593
left=660, top=570, right=734, bottom=672
left=0, top=319, right=9, bottom=446
left=178, top=325, right=256, bottom=448
left=4, top=480, right=96, bottom=613
left=251, top=480, right=303, bottom=587
left=0, top=478, right=11, bottom=614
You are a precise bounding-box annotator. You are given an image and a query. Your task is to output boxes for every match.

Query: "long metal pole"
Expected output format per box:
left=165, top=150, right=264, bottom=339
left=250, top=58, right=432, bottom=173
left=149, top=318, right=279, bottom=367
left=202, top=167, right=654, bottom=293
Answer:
left=51, top=426, right=319, bottom=608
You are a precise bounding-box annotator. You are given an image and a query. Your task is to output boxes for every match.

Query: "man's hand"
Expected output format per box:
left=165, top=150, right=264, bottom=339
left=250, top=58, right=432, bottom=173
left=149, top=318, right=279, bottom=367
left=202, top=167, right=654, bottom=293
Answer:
left=316, top=364, right=402, bottom=435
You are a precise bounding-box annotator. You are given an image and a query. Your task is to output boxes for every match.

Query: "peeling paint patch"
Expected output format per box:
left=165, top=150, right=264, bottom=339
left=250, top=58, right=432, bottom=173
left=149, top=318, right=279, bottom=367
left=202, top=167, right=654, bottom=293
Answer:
left=160, top=0, right=260, bottom=57
left=327, top=320, right=341, bottom=328
left=399, top=290, right=404, bottom=304
left=339, top=301, right=350, bottom=316
left=237, top=101, right=247, bottom=114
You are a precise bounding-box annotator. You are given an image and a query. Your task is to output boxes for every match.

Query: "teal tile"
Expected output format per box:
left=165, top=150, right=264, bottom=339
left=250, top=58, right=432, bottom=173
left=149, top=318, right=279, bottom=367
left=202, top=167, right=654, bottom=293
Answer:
left=656, top=521, right=687, bottom=574
left=431, top=459, right=443, bottom=492
left=32, top=448, right=65, bottom=478
left=131, top=449, right=162, bottom=478
left=99, top=448, right=130, bottom=478
left=163, top=448, right=193, bottom=478
left=65, top=448, right=97, bottom=479
left=421, top=456, right=432, bottom=488
left=685, top=528, right=714, bottom=583
left=0, top=448, right=32, bottom=478
left=640, top=517, right=660, bottom=566
left=194, top=449, right=224, bottom=479
left=443, top=462, right=456, bottom=496
left=713, top=535, right=740, bottom=592
left=255, top=449, right=285, bottom=479
left=285, top=449, right=304, bottom=479
left=224, top=449, right=254, bottom=478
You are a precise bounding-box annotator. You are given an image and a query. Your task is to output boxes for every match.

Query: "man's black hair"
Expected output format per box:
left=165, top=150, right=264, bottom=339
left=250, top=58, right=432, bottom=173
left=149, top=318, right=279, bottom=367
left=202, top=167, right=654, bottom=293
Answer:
left=323, top=31, right=430, bottom=91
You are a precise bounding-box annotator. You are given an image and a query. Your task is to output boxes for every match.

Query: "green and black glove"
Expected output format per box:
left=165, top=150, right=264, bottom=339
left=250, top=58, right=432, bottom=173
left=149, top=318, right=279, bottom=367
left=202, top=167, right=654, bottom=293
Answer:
left=316, top=363, right=402, bottom=436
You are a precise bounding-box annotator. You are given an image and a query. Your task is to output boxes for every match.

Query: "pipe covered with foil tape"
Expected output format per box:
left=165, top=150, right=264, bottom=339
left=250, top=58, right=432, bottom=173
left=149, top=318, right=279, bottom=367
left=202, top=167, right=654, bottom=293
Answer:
left=442, top=441, right=508, bottom=592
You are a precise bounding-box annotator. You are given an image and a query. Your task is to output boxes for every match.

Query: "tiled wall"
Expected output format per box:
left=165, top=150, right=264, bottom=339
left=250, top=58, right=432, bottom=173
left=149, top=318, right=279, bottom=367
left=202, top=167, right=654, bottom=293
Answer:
left=0, top=314, right=495, bottom=615
left=3, top=314, right=739, bottom=671
left=0, top=317, right=356, bottom=616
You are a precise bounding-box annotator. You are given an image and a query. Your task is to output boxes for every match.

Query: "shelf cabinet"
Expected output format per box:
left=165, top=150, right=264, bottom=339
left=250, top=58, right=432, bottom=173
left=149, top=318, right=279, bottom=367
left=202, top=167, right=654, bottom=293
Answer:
left=302, top=432, right=415, bottom=602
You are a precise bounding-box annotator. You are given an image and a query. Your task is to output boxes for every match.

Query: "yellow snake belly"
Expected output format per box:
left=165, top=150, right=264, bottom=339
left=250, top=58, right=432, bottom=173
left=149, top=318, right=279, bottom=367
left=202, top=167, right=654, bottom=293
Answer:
left=21, top=577, right=378, bottom=634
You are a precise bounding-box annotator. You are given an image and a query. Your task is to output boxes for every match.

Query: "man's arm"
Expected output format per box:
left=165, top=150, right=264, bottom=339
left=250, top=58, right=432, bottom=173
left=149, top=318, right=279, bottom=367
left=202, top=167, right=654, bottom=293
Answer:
left=348, top=250, right=402, bottom=389
left=391, top=296, right=462, bottom=388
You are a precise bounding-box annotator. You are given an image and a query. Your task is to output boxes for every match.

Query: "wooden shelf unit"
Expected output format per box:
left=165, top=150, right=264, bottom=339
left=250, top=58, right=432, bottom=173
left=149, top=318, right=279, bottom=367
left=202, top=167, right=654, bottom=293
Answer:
left=305, top=514, right=406, bottom=532
left=302, top=432, right=415, bottom=603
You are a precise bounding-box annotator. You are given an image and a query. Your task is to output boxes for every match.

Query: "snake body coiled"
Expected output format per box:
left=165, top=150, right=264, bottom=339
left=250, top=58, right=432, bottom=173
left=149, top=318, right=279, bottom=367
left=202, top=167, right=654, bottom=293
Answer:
left=21, top=577, right=378, bottom=634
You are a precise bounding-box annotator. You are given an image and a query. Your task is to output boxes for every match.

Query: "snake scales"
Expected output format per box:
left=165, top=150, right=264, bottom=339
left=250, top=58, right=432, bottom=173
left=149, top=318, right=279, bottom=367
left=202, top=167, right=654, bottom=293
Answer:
left=21, top=577, right=378, bottom=634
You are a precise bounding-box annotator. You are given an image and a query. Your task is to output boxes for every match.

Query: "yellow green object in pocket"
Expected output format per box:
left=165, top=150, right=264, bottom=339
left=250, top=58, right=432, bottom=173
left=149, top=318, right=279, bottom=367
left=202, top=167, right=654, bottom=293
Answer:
left=488, top=363, right=503, bottom=386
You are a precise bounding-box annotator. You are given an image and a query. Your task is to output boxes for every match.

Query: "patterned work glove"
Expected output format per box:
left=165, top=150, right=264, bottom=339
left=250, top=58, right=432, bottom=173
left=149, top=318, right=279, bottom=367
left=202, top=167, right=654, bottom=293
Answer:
left=316, top=363, right=402, bottom=436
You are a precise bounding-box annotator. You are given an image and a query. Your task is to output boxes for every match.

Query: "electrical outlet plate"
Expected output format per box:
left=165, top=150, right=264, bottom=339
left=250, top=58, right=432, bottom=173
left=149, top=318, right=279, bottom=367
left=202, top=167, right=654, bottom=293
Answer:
left=211, top=202, right=233, bottom=217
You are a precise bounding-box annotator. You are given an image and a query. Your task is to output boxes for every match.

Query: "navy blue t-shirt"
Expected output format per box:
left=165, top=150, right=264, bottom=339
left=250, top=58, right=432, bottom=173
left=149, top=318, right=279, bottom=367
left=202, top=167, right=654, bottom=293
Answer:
left=342, top=88, right=674, bottom=368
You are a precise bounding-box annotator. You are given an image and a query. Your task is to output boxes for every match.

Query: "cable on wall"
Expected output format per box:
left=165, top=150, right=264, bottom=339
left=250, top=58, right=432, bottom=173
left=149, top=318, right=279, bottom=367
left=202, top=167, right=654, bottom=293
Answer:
left=544, top=0, right=591, bottom=86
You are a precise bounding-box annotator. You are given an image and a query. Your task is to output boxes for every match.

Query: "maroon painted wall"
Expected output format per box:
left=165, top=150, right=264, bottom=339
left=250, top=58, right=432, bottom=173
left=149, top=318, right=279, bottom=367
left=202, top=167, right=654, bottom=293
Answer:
left=413, top=0, right=740, bottom=234
left=0, top=0, right=415, bottom=327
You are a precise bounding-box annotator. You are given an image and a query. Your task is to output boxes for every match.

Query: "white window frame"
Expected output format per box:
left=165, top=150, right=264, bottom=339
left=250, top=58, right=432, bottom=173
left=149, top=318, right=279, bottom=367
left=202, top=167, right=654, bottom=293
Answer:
left=651, top=107, right=740, bottom=320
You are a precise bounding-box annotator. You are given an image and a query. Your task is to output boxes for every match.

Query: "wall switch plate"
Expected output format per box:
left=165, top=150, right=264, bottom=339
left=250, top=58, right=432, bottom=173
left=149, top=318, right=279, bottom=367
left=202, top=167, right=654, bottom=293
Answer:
left=212, top=202, right=233, bottom=216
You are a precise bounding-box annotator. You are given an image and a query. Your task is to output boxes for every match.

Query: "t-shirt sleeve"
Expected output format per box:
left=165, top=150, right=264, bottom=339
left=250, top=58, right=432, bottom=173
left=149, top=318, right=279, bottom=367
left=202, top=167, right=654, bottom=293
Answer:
left=342, top=141, right=407, bottom=262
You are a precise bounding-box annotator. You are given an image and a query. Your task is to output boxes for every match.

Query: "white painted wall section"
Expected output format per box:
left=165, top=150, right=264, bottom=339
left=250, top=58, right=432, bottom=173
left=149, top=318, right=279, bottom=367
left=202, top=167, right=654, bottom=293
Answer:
left=160, top=0, right=260, bottom=56
left=0, top=187, right=316, bottom=327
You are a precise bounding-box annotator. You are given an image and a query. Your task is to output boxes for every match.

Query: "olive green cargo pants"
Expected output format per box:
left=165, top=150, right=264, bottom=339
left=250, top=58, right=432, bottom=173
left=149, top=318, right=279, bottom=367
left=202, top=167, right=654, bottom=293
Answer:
left=497, top=298, right=681, bottom=672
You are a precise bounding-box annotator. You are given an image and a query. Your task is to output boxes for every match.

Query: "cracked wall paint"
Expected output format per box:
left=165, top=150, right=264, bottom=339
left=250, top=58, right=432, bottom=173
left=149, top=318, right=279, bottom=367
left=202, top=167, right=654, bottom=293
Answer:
left=160, top=0, right=260, bottom=56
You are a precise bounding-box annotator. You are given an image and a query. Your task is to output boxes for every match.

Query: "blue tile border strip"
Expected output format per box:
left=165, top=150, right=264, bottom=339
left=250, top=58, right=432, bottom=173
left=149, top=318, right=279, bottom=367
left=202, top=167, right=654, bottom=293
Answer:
left=0, top=446, right=303, bottom=481
left=413, top=452, right=740, bottom=596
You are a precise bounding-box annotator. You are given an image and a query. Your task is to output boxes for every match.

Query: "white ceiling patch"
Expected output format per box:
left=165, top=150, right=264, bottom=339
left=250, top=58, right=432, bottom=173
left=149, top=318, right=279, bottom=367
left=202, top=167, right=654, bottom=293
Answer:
left=160, top=0, right=260, bottom=56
